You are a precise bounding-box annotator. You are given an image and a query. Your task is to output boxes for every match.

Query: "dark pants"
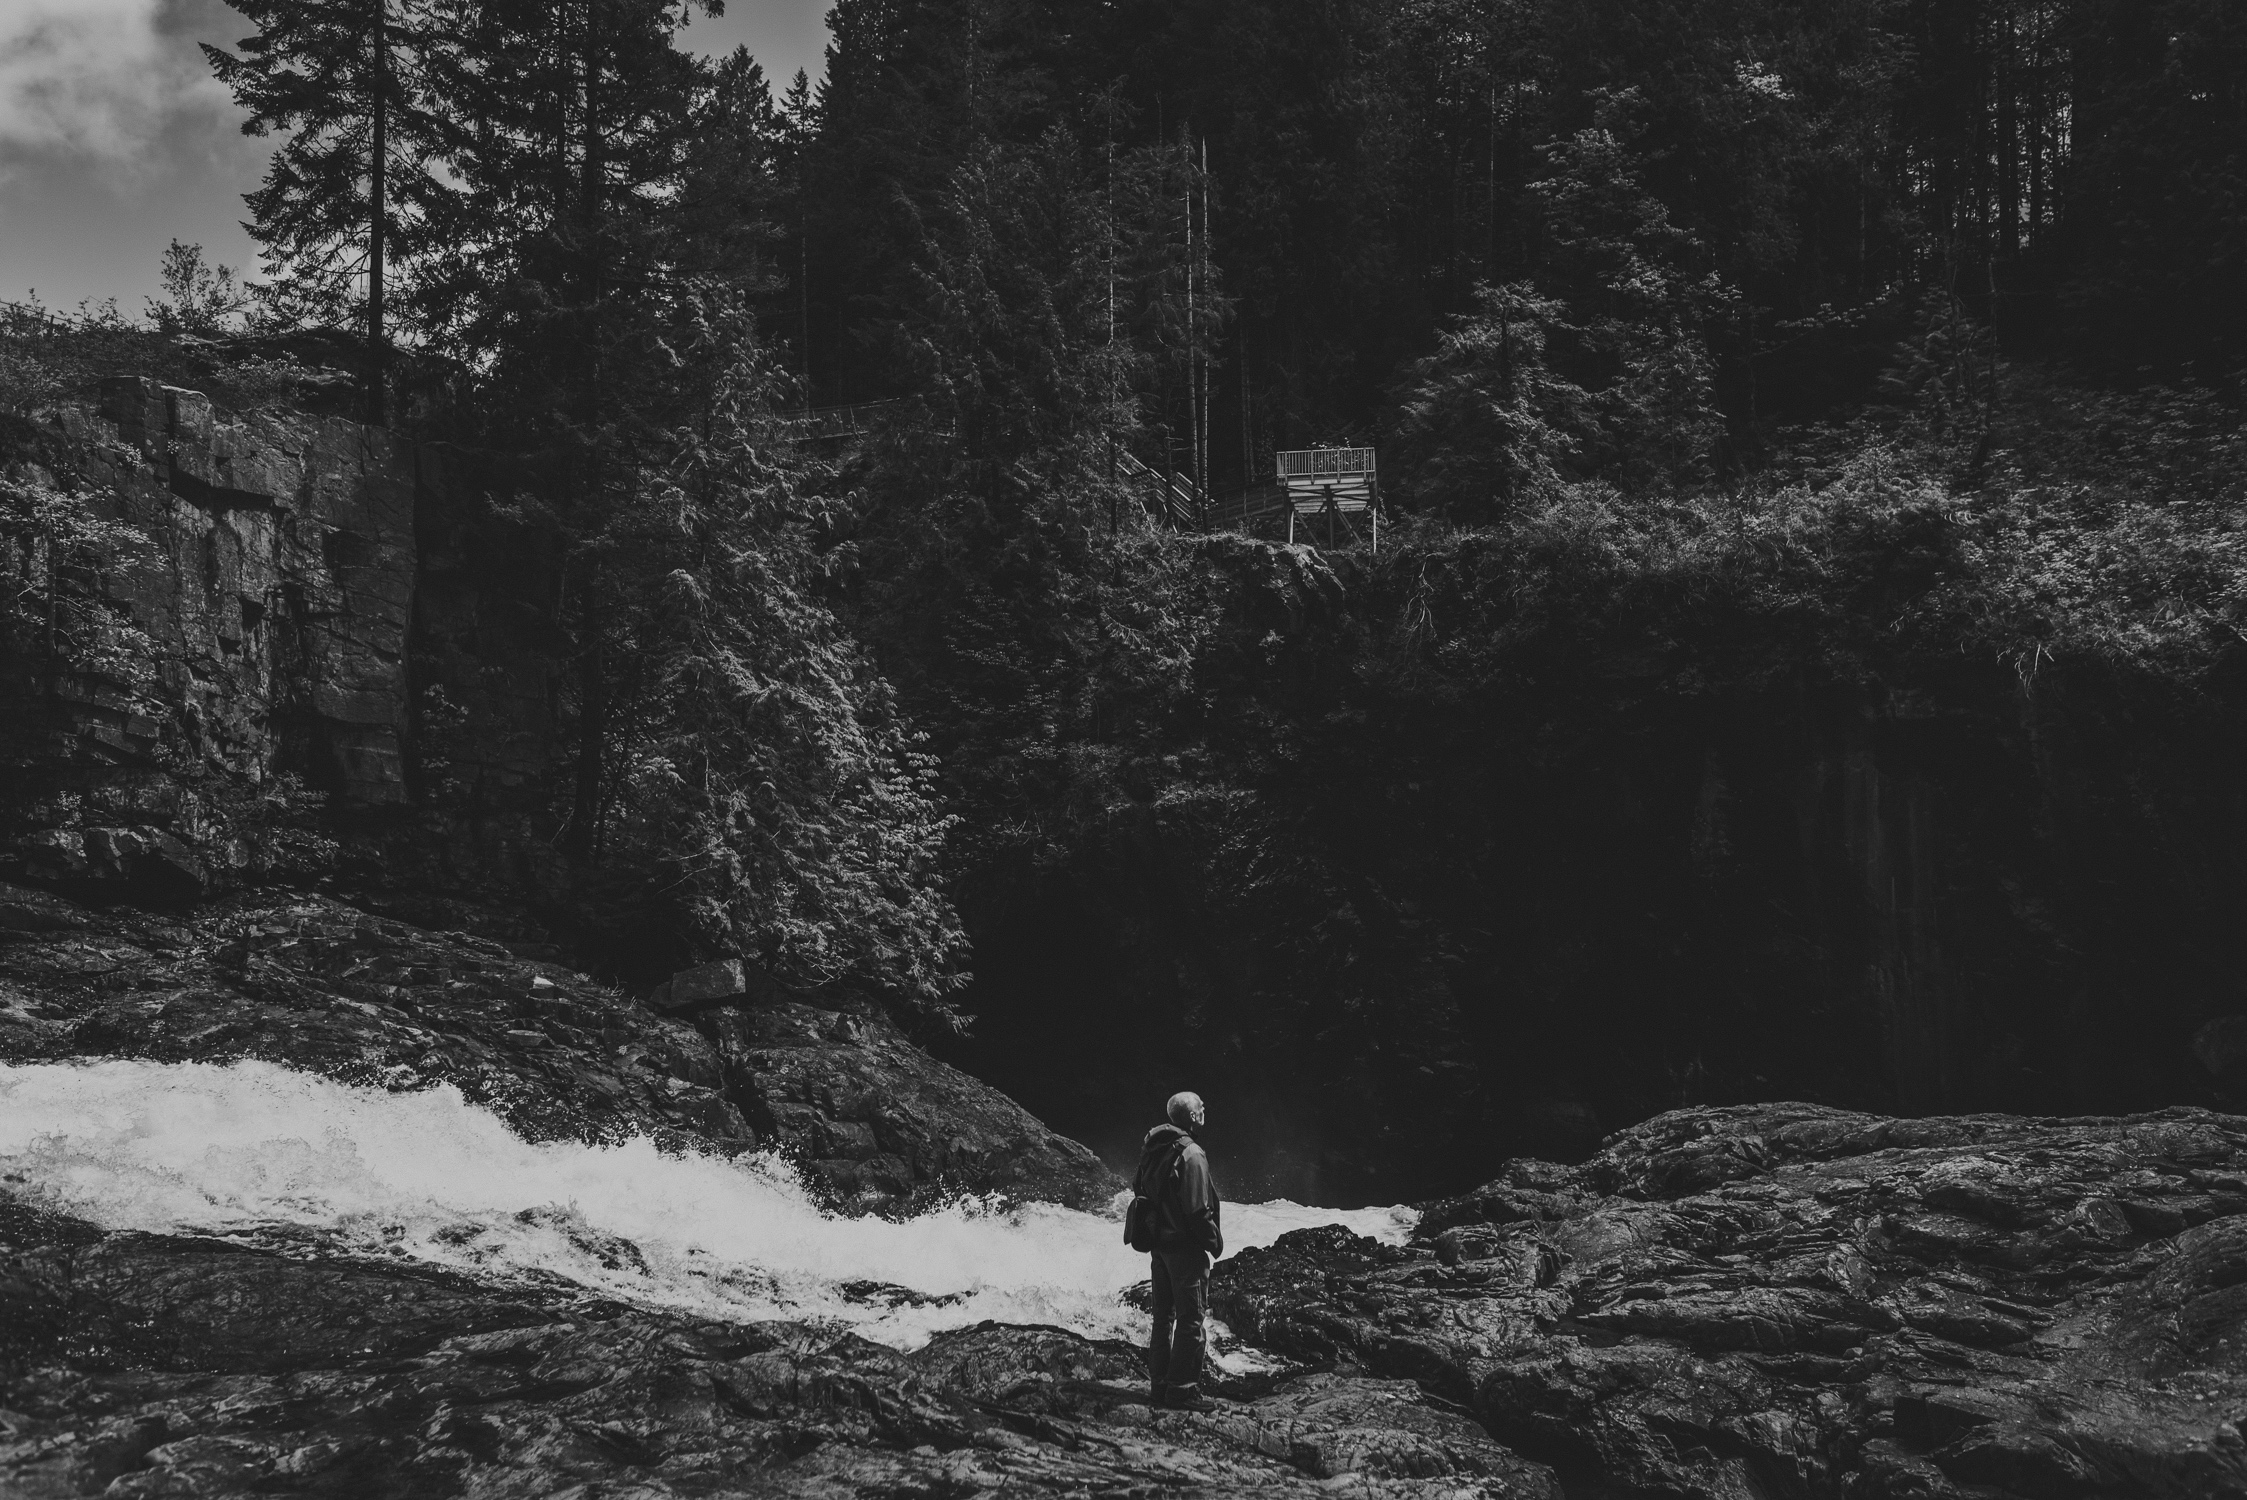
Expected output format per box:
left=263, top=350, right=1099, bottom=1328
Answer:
left=1148, top=1249, right=1209, bottom=1397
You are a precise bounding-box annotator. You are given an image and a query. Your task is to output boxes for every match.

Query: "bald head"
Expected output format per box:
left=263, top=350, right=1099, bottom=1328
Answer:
left=1166, top=1091, right=1206, bottom=1131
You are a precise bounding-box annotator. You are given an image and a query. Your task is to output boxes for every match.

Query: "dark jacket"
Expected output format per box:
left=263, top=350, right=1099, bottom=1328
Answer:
left=1134, top=1124, right=1223, bottom=1258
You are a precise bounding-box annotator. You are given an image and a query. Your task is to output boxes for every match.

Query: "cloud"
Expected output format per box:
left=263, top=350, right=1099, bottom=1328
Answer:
left=0, top=0, right=249, bottom=183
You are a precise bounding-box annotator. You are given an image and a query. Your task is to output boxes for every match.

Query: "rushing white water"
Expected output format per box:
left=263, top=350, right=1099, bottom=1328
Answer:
left=0, top=1059, right=1412, bottom=1357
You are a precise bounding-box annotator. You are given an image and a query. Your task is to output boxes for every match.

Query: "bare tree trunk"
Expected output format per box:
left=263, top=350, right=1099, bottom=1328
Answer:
left=1239, top=327, right=1252, bottom=495
left=367, top=0, right=387, bottom=425
left=580, top=0, right=604, bottom=372
left=1185, top=131, right=1199, bottom=523
left=800, top=173, right=811, bottom=400
left=565, top=0, right=609, bottom=862
left=1196, top=138, right=1209, bottom=515
left=567, top=569, right=609, bottom=862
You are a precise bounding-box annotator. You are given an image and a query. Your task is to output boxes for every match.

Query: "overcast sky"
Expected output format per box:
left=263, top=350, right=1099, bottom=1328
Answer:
left=0, top=0, right=834, bottom=313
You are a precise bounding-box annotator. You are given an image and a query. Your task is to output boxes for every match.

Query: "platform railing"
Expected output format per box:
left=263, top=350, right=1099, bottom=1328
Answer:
left=785, top=399, right=909, bottom=443
left=1276, top=447, right=1377, bottom=481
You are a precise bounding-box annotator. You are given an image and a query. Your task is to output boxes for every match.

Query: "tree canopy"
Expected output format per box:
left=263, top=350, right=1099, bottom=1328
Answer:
left=134, top=0, right=2247, bottom=1078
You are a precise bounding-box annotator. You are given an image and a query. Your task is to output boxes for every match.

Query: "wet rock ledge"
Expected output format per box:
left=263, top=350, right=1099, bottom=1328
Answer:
left=0, top=1193, right=1561, bottom=1500
left=1223, top=1101, right=2247, bottom=1499
left=0, top=882, right=1117, bottom=1214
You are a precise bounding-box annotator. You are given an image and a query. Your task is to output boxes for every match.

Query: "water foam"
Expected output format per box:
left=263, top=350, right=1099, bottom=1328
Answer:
left=0, top=1059, right=1413, bottom=1352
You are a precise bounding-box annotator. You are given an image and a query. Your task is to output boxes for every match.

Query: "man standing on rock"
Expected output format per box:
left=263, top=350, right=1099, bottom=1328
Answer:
left=1136, top=1090, right=1223, bottom=1411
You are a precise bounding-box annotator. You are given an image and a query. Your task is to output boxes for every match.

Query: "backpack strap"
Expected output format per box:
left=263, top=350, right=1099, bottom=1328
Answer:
left=1158, top=1138, right=1191, bottom=1205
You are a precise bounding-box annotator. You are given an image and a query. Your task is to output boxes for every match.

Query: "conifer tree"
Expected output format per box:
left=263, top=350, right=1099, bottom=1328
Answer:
left=674, top=50, right=788, bottom=291
left=1393, top=282, right=1588, bottom=522
left=205, top=0, right=455, bottom=421
left=437, top=0, right=717, bottom=859
left=421, top=2, right=717, bottom=419
left=586, top=292, right=970, bottom=1017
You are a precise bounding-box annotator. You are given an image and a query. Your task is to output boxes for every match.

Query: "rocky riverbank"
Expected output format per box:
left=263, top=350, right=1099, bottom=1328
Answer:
left=0, top=884, right=1558, bottom=1497
left=0, top=1191, right=1560, bottom=1498
left=1220, top=1102, right=2247, bottom=1499
left=5, top=884, right=2245, bottom=1497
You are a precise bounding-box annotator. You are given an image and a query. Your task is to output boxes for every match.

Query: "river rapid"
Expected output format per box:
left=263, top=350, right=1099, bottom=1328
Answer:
left=0, top=1058, right=1411, bottom=1359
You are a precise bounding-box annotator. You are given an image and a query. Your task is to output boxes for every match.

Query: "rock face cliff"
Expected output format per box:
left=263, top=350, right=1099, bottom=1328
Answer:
left=1, top=379, right=423, bottom=894
left=0, top=378, right=565, bottom=910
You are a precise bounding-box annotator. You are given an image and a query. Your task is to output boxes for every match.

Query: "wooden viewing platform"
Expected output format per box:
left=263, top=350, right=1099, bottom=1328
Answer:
left=784, top=399, right=910, bottom=443
left=1117, top=445, right=1383, bottom=549
left=1276, top=447, right=1380, bottom=549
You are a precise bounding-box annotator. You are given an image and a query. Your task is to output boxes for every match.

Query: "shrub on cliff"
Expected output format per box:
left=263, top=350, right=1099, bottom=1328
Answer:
left=0, top=469, right=157, bottom=695
left=0, top=288, right=339, bottom=419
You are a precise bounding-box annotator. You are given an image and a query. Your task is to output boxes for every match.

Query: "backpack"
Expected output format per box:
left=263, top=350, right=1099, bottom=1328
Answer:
left=1123, top=1140, right=1188, bottom=1252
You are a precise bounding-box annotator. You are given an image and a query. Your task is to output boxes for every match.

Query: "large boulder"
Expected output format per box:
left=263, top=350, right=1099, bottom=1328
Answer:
left=696, top=999, right=1120, bottom=1213
left=1212, top=1101, right=2247, bottom=1500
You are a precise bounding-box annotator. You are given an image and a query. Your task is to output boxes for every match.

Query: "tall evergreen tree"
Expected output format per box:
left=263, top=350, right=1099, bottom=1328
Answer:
left=206, top=0, right=458, bottom=420
left=423, top=0, right=714, bottom=397
left=412, top=0, right=724, bottom=857
left=579, top=292, right=971, bottom=1016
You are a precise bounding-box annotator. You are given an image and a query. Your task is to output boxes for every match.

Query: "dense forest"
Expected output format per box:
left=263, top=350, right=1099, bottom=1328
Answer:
left=7, top=0, right=2247, bottom=1201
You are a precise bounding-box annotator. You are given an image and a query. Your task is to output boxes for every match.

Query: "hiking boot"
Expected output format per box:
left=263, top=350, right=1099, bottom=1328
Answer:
left=1162, top=1384, right=1214, bottom=1413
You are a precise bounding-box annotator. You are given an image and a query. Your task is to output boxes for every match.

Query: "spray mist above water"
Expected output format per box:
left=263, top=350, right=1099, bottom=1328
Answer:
left=0, top=1059, right=1414, bottom=1352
